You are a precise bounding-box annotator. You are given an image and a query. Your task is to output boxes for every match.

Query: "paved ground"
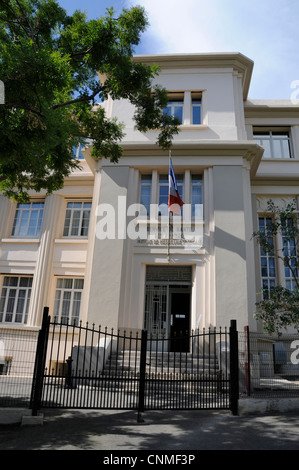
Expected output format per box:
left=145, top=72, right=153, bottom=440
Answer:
left=1, top=406, right=299, bottom=453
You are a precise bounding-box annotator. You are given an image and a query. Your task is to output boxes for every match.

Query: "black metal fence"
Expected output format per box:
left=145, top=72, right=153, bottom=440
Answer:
left=30, top=309, right=239, bottom=417
left=0, top=327, right=39, bottom=407
left=2, top=312, right=298, bottom=414
left=239, top=327, right=299, bottom=398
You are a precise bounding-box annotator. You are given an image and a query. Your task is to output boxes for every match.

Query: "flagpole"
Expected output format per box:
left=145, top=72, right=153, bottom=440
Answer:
left=167, top=150, right=171, bottom=263
left=167, top=151, right=184, bottom=263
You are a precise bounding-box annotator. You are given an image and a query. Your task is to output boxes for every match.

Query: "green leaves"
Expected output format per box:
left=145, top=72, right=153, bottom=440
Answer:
left=253, top=199, right=299, bottom=334
left=0, top=1, right=179, bottom=201
left=256, top=286, right=299, bottom=335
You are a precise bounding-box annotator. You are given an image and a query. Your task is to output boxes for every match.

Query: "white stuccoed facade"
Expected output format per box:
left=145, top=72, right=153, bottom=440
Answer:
left=1, top=52, right=299, bottom=348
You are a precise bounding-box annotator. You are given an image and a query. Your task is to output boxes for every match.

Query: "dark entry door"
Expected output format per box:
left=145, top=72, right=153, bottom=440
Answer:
left=170, top=292, right=190, bottom=352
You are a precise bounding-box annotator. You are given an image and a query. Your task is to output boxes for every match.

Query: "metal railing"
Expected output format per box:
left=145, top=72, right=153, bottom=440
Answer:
left=30, top=309, right=239, bottom=417
left=0, top=326, right=39, bottom=407
left=239, top=327, right=299, bottom=398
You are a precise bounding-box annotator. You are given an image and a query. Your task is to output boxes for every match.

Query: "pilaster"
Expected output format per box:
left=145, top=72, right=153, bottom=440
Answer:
left=86, top=165, right=130, bottom=329
left=0, top=196, right=14, bottom=240
left=213, top=165, right=248, bottom=329
left=29, top=194, right=61, bottom=326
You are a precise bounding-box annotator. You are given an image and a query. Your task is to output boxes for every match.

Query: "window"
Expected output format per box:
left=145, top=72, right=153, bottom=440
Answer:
left=258, top=214, right=299, bottom=297
left=0, top=276, right=32, bottom=324
left=258, top=217, right=276, bottom=298
left=53, top=278, right=84, bottom=325
left=140, top=172, right=203, bottom=218
left=253, top=129, right=293, bottom=159
left=191, top=92, right=202, bottom=125
left=159, top=174, right=184, bottom=216
left=191, top=175, right=203, bottom=217
left=63, top=202, right=92, bottom=237
left=163, top=99, right=184, bottom=124
left=140, top=175, right=152, bottom=216
left=12, top=202, right=44, bottom=237
left=0, top=357, right=12, bottom=376
left=162, top=91, right=203, bottom=126
left=159, top=175, right=169, bottom=213
left=282, top=218, right=297, bottom=291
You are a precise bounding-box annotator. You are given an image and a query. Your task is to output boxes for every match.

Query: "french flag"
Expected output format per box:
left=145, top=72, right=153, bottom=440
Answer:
left=168, top=157, right=184, bottom=215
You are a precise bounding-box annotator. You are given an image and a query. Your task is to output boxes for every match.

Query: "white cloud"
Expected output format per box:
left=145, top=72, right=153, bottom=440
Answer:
left=128, top=0, right=232, bottom=53
left=126, top=0, right=299, bottom=98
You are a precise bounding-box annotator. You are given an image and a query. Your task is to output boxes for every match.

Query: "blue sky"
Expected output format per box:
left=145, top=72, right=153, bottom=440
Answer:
left=58, top=0, right=299, bottom=100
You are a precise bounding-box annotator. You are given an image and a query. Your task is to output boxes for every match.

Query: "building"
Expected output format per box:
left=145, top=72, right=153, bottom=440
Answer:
left=1, top=52, right=299, bottom=360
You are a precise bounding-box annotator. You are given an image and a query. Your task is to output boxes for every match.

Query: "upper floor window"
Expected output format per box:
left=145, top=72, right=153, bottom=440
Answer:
left=163, top=91, right=202, bottom=126
left=0, top=276, right=32, bottom=324
left=253, top=129, right=293, bottom=159
left=191, top=175, right=203, bottom=217
left=139, top=171, right=203, bottom=220
left=63, top=201, right=92, bottom=237
left=140, top=175, right=152, bottom=216
left=159, top=174, right=184, bottom=216
left=12, top=202, right=44, bottom=238
left=191, top=92, right=202, bottom=125
left=163, top=93, right=184, bottom=124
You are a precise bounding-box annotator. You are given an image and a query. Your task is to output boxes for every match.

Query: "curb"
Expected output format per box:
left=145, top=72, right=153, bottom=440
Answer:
left=239, top=398, right=299, bottom=415
left=1, top=399, right=299, bottom=425
left=0, top=408, right=43, bottom=426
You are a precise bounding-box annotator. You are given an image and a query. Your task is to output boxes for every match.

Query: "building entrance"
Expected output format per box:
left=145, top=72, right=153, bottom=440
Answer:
left=170, top=291, right=190, bottom=352
left=144, top=266, right=192, bottom=352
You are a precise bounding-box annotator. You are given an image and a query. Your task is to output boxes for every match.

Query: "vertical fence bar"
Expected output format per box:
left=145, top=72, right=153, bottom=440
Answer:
left=244, top=326, right=251, bottom=396
left=229, top=320, right=239, bottom=416
left=31, top=307, right=50, bottom=416
left=138, top=329, right=147, bottom=422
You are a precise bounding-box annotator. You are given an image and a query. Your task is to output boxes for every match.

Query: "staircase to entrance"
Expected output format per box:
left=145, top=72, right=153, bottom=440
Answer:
left=107, top=349, right=219, bottom=377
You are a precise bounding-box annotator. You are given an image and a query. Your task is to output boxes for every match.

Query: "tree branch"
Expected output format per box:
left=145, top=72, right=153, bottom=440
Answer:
left=4, top=102, right=45, bottom=119
left=52, top=87, right=102, bottom=109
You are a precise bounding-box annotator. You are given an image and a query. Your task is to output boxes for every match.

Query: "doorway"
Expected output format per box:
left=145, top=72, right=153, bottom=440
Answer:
left=170, top=291, right=190, bottom=352
left=144, top=266, right=192, bottom=352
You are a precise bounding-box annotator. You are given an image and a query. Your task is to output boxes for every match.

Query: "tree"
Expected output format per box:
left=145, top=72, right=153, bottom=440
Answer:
left=253, top=199, right=299, bottom=334
left=0, top=0, right=179, bottom=202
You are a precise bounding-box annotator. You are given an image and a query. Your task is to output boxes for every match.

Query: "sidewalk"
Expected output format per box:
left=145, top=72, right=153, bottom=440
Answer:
left=1, top=399, right=299, bottom=451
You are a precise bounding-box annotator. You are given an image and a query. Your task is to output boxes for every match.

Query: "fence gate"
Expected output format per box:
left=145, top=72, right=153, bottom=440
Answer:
left=31, top=308, right=239, bottom=418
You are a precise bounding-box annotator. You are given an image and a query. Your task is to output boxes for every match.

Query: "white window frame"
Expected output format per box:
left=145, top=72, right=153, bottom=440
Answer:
left=191, top=175, right=203, bottom=218
left=0, top=276, right=32, bottom=324
left=258, top=214, right=298, bottom=296
left=140, top=171, right=203, bottom=217
left=282, top=218, right=298, bottom=291
left=53, top=278, right=84, bottom=326
left=163, top=92, right=184, bottom=124
left=63, top=201, right=92, bottom=238
left=163, top=91, right=203, bottom=126
left=140, top=174, right=152, bottom=216
left=253, top=128, right=293, bottom=159
left=258, top=216, right=277, bottom=298
left=158, top=173, right=184, bottom=216
left=191, top=91, right=202, bottom=125
left=12, top=202, right=44, bottom=238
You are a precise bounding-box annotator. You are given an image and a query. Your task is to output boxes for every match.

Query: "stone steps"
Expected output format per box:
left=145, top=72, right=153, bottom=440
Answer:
left=103, top=350, right=220, bottom=376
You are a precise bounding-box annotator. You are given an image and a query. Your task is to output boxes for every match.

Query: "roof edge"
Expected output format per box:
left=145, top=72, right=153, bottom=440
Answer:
left=133, top=52, right=254, bottom=100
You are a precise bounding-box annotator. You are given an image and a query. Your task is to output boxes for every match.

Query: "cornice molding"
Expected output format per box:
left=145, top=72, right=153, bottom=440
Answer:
left=118, top=140, right=263, bottom=177
left=244, top=100, right=299, bottom=118
left=133, top=52, right=254, bottom=100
